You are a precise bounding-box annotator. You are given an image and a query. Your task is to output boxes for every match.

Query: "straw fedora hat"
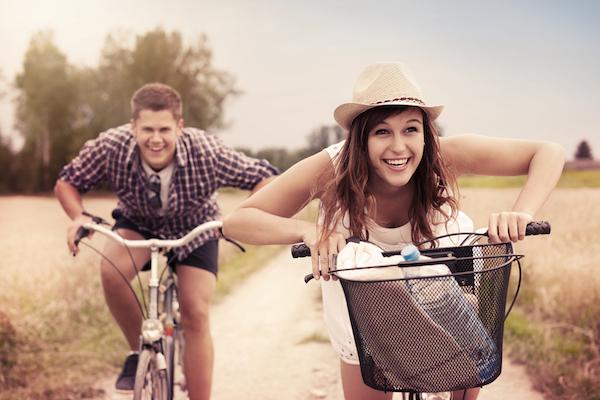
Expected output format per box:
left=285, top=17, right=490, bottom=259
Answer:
left=334, top=63, right=444, bottom=130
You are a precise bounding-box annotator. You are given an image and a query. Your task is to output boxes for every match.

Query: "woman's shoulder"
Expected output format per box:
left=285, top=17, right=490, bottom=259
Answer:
left=323, top=140, right=345, bottom=159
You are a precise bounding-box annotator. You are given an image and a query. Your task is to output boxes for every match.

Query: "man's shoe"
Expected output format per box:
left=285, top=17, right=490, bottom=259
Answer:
left=115, top=353, right=139, bottom=392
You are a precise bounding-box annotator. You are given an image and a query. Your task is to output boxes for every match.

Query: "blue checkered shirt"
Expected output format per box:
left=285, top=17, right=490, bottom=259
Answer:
left=59, top=124, right=278, bottom=260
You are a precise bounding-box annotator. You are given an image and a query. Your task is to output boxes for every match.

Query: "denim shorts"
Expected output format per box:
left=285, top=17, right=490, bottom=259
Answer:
left=112, top=212, right=219, bottom=276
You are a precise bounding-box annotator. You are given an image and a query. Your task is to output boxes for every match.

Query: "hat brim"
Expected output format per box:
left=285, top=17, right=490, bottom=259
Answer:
left=334, top=102, right=444, bottom=131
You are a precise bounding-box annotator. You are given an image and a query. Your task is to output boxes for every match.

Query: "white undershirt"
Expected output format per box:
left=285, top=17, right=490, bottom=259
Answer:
left=141, top=160, right=175, bottom=214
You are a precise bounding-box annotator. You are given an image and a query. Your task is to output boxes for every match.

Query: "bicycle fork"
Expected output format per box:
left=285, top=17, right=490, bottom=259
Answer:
left=139, top=246, right=167, bottom=365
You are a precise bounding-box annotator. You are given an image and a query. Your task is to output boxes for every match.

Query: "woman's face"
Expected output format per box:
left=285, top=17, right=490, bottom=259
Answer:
left=366, top=108, right=425, bottom=193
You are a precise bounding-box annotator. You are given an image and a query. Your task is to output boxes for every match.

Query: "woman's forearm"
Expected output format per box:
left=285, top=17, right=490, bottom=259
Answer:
left=512, top=142, right=565, bottom=215
left=223, top=207, right=313, bottom=245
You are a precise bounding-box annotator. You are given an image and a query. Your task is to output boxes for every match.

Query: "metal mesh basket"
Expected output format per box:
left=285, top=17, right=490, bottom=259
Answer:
left=336, top=242, right=519, bottom=393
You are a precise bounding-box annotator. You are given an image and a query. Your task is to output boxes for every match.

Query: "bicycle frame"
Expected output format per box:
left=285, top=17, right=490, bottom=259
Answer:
left=81, top=221, right=222, bottom=332
left=79, top=220, right=223, bottom=399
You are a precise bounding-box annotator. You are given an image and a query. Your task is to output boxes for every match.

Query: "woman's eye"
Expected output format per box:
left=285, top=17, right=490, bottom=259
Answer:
left=374, top=129, right=389, bottom=136
left=405, top=126, right=419, bottom=134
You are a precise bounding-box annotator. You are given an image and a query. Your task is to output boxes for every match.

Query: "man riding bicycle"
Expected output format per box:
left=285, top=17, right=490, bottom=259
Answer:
left=54, top=83, right=277, bottom=400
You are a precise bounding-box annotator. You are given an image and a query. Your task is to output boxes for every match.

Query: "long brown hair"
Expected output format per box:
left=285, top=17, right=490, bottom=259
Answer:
left=318, top=105, right=459, bottom=247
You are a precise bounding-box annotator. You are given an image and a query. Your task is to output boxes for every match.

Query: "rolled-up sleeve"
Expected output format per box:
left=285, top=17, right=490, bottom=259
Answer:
left=58, top=134, right=108, bottom=193
left=212, top=136, right=279, bottom=190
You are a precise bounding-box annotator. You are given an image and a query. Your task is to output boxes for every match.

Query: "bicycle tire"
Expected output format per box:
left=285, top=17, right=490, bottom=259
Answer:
left=133, top=348, right=169, bottom=400
left=163, top=335, right=176, bottom=399
left=176, top=328, right=186, bottom=390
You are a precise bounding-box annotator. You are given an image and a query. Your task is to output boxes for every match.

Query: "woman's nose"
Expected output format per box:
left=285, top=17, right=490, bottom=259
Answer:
left=389, top=133, right=407, bottom=152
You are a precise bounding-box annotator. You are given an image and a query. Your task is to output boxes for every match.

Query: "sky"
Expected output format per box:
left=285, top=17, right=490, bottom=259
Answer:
left=1, top=0, right=599, bottom=159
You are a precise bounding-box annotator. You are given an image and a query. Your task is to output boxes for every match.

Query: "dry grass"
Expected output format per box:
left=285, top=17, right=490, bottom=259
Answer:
left=459, top=188, right=600, bottom=399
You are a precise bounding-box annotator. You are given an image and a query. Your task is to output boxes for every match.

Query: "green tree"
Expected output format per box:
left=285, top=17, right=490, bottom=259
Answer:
left=575, top=140, right=593, bottom=160
left=87, top=28, right=238, bottom=135
left=0, top=133, right=15, bottom=192
left=14, top=31, right=80, bottom=191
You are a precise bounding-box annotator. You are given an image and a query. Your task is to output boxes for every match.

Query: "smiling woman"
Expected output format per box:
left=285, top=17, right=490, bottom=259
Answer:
left=222, top=62, right=565, bottom=400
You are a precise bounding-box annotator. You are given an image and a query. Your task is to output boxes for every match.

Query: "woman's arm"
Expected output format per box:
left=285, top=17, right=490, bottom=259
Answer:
left=440, top=134, right=565, bottom=242
left=223, top=150, right=346, bottom=280
left=223, top=150, right=332, bottom=245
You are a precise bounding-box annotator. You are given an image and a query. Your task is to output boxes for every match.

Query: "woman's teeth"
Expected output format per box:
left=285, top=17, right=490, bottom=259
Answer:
left=384, top=158, right=408, bottom=166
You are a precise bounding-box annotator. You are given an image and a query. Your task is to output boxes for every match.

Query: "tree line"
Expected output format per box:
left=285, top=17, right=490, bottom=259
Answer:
left=0, top=28, right=594, bottom=193
left=0, top=28, right=239, bottom=193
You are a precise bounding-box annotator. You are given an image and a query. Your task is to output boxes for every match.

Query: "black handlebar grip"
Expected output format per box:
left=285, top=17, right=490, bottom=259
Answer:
left=291, top=236, right=361, bottom=258
left=291, top=243, right=311, bottom=258
left=525, top=221, right=551, bottom=236
left=74, top=227, right=91, bottom=247
left=304, top=273, right=314, bottom=283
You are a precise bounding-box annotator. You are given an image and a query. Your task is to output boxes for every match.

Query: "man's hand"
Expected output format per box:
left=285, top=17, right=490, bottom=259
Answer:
left=67, top=213, right=94, bottom=255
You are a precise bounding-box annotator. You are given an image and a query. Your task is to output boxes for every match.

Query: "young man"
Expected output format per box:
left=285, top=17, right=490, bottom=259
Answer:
left=54, top=83, right=277, bottom=400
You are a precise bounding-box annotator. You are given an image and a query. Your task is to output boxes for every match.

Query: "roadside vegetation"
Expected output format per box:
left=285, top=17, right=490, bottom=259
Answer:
left=460, top=187, right=600, bottom=400
left=0, top=193, right=314, bottom=399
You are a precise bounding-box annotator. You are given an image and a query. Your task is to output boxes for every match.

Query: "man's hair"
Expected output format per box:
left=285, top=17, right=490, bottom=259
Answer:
left=130, top=83, right=183, bottom=121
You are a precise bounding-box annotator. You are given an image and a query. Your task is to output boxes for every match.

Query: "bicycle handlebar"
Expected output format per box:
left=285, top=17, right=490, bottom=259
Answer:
left=76, top=220, right=224, bottom=249
left=291, top=220, right=551, bottom=258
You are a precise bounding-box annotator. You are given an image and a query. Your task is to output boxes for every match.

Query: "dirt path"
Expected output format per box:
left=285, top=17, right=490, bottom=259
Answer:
left=98, top=249, right=543, bottom=400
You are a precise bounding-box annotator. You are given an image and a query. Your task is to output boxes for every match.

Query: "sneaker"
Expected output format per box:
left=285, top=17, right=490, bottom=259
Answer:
left=115, top=353, right=139, bottom=392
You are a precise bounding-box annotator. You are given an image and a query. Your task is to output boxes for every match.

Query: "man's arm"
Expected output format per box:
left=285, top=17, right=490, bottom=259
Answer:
left=55, top=179, right=85, bottom=219
left=54, top=179, right=94, bottom=255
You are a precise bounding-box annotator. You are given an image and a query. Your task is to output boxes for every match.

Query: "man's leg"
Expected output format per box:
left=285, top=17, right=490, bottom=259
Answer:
left=100, top=228, right=150, bottom=350
left=176, top=265, right=216, bottom=400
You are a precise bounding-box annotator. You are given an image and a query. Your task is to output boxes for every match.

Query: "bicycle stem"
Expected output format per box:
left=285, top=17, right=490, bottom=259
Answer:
left=148, top=245, right=160, bottom=320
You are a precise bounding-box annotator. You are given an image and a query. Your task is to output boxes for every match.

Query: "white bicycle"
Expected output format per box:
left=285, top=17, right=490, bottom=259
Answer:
left=75, top=214, right=241, bottom=400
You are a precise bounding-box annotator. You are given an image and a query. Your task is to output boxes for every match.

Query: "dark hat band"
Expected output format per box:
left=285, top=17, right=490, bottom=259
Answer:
left=370, top=97, right=425, bottom=106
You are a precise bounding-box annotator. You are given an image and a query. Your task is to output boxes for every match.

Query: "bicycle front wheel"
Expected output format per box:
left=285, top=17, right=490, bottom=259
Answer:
left=133, top=348, right=169, bottom=400
left=163, top=334, right=176, bottom=398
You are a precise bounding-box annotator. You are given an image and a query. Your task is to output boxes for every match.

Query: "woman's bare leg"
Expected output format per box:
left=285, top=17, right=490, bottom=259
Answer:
left=340, top=360, right=393, bottom=400
left=451, top=388, right=480, bottom=399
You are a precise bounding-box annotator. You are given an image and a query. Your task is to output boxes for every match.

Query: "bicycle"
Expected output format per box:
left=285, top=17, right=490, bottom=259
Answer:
left=74, top=213, right=242, bottom=400
left=291, top=221, right=551, bottom=400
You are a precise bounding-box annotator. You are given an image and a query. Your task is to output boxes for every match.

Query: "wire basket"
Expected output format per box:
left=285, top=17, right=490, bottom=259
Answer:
left=335, top=242, right=521, bottom=393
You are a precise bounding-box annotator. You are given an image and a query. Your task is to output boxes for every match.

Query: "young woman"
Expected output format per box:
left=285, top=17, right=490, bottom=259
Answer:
left=223, top=63, right=565, bottom=400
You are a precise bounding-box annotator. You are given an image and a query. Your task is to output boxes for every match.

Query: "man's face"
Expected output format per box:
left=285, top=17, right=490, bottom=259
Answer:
left=132, top=109, right=182, bottom=170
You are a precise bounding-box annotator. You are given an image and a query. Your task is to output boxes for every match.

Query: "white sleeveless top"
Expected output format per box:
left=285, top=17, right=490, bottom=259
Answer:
left=319, top=141, right=474, bottom=364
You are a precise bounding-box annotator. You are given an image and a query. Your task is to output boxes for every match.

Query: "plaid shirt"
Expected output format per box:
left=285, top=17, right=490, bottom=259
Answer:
left=59, top=124, right=278, bottom=260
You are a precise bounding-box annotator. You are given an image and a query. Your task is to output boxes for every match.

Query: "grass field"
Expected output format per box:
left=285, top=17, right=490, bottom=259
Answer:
left=459, top=168, right=600, bottom=188
left=459, top=188, right=600, bottom=399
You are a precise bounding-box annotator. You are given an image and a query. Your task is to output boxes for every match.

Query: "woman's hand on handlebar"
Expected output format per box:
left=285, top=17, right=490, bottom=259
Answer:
left=67, top=213, right=94, bottom=256
left=300, top=223, right=346, bottom=281
left=487, top=211, right=533, bottom=243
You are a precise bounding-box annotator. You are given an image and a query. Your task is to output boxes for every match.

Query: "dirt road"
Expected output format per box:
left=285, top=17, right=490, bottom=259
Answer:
left=100, top=249, right=543, bottom=400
